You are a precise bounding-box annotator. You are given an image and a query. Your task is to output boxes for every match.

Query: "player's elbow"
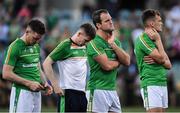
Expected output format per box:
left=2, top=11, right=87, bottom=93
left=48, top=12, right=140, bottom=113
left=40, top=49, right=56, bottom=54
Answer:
left=165, top=63, right=172, bottom=69
left=2, top=73, right=7, bottom=80
left=166, top=65, right=172, bottom=70
left=2, top=70, right=10, bottom=80
left=124, top=55, right=130, bottom=66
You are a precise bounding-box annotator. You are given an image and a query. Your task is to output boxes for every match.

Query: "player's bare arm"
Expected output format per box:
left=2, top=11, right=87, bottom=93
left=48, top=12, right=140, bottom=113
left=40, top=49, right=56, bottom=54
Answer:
left=162, top=53, right=172, bottom=69
left=38, top=63, right=53, bottom=95
left=94, top=54, right=119, bottom=71
left=145, top=28, right=172, bottom=69
left=154, top=39, right=172, bottom=69
left=108, top=33, right=130, bottom=66
left=3, top=64, right=44, bottom=91
left=144, top=54, right=171, bottom=69
left=43, top=56, right=64, bottom=96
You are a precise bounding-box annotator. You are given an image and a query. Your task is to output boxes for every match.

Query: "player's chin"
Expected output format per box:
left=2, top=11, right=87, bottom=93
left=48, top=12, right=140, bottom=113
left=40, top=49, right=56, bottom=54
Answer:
left=159, top=27, right=163, bottom=31
left=110, top=27, right=114, bottom=31
left=157, top=28, right=162, bottom=32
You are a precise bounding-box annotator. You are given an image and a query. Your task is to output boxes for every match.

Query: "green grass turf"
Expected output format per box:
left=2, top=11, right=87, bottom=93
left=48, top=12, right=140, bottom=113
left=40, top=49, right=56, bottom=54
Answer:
left=1, top=106, right=180, bottom=112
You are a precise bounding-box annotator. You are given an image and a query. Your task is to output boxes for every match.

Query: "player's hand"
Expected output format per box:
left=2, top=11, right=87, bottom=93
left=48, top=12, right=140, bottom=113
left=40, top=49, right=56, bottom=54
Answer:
left=108, top=32, right=115, bottom=44
left=53, top=85, right=64, bottom=96
left=145, top=28, right=160, bottom=41
left=27, top=81, right=44, bottom=91
left=43, top=82, right=53, bottom=95
left=144, top=55, right=155, bottom=64
left=108, top=32, right=118, bottom=50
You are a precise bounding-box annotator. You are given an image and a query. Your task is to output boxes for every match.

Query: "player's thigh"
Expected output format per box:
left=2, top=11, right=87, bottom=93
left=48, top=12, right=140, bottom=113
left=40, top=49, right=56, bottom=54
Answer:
left=162, top=86, right=168, bottom=108
left=87, top=89, right=120, bottom=113
left=79, top=92, right=87, bottom=112
left=9, top=87, right=16, bottom=112
left=141, top=86, right=166, bottom=110
left=32, top=92, right=41, bottom=112
left=10, top=87, right=37, bottom=112
left=86, top=90, right=108, bottom=112
left=65, top=89, right=87, bottom=112
left=109, top=91, right=121, bottom=113
left=93, top=90, right=110, bottom=112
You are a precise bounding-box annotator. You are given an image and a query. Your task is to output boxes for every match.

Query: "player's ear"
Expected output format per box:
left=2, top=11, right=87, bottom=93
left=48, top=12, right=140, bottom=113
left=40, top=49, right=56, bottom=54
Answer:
left=150, top=21, right=154, bottom=27
left=77, top=32, right=81, bottom=37
left=145, top=20, right=153, bottom=28
left=96, top=23, right=101, bottom=29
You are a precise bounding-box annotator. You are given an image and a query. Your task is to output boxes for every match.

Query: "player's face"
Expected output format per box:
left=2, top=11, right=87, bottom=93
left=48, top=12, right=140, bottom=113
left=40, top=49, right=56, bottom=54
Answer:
left=77, top=29, right=91, bottom=46
left=26, top=27, right=43, bottom=45
left=99, top=13, right=114, bottom=34
left=153, top=15, right=163, bottom=32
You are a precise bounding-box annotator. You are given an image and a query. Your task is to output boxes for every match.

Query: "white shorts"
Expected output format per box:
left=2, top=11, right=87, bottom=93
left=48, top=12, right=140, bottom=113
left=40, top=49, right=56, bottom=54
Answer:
left=9, top=87, right=41, bottom=113
left=86, top=89, right=121, bottom=113
left=141, top=86, right=168, bottom=110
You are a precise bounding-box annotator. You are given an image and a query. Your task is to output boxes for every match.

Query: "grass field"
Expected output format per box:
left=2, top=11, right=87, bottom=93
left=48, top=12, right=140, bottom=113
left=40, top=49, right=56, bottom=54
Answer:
left=0, top=106, right=180, bottom=112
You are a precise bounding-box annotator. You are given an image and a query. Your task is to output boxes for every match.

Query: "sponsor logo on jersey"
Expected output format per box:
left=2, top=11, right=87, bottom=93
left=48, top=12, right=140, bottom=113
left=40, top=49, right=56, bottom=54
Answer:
left=22, top=63, right=38, bottom=67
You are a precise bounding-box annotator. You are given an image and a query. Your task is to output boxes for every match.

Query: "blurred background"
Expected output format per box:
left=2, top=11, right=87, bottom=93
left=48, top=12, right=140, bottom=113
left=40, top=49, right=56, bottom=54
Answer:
left=0, top=0, right=180, bottom=112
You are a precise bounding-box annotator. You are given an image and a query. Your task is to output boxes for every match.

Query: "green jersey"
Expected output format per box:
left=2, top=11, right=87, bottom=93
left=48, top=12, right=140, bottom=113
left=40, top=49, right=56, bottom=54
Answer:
left=87, top=35, right=122, bottom=90
left=134, top=33, right=167, bottom=88
left=4, top=38, right=41, bottom=90
left=49, top=39, right=87, bottom=91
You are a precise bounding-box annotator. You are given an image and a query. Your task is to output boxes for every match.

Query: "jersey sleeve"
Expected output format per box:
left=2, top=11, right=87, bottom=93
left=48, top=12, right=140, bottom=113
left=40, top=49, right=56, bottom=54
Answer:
left=86, top=40, right=105, bottom=58
left=139, top=35, right=156, bottom=55
left=4, top=43, right=19, bottom=66
left=49, top=40, right=69, bottom=61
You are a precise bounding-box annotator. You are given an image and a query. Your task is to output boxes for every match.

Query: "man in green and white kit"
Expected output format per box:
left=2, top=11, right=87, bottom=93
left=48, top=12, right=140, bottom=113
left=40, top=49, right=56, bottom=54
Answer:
left=134, top=9, right=172, bottom=112
left=2, top=19, right=52, bottom=113
left=86, top=9, right=130, bottom=113
left=43, top=23, right=96, bottom=112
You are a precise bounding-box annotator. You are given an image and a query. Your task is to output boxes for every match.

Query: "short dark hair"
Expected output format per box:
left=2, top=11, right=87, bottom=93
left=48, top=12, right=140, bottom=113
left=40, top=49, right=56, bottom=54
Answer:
left=80, top=23, right=96, bottom=39
left=142, top=9, right=160, bottom=26
left=28, top=19, right=45, bottom=35
left=92, top=9, right=109, bottom=28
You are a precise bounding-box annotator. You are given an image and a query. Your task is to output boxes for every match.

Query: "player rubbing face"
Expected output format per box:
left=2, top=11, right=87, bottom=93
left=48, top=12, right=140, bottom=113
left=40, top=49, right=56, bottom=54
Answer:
left=25, top=27, right=43, bottom=45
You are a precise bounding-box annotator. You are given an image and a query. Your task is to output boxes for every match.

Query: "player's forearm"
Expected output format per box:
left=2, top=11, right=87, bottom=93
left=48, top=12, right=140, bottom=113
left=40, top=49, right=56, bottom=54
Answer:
left=3, top=71, right=31, bottom=87
left=40, top=70, right=48, bottom=84
left=155, top=39, right=166, bottom=63
left=43, top=57, right=59, bottom=87
left=38, top=63, right=47, bottom=84
left=162, top=54, right=172, bottom=69
left=101, top=60, right=119, bottom=71
left=43, top=64, right=59, bottom=87
left=109, top=43, right=130, bottom=66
